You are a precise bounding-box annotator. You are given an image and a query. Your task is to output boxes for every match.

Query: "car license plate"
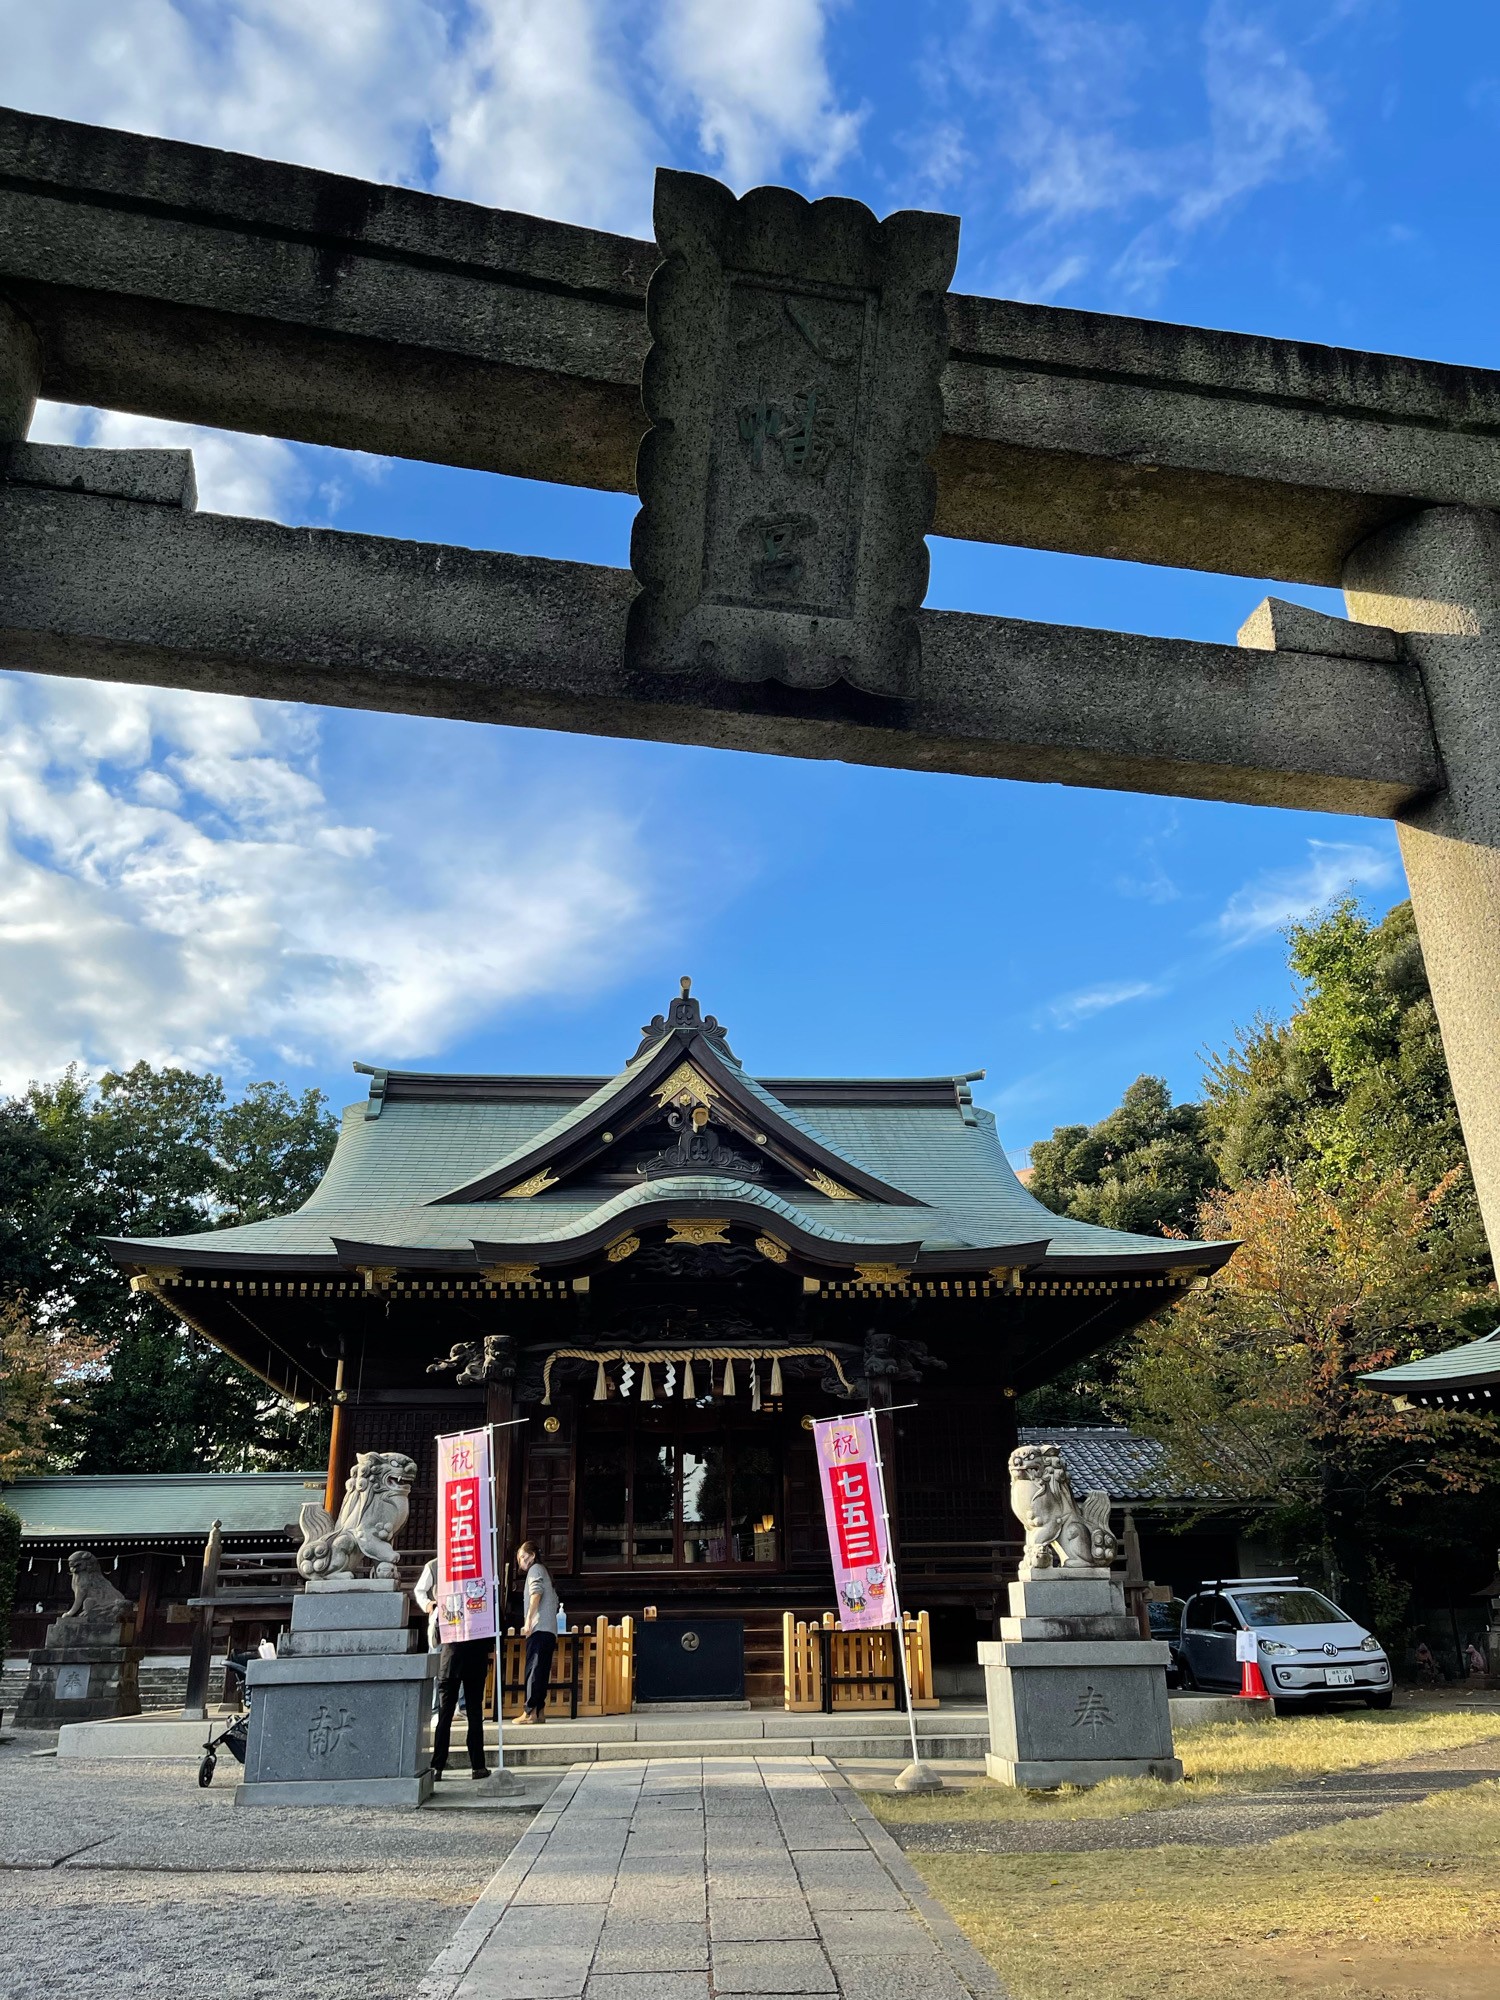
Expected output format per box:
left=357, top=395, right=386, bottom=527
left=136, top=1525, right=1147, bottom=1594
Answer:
left=1325, top=1666, right=1356, bottom=1687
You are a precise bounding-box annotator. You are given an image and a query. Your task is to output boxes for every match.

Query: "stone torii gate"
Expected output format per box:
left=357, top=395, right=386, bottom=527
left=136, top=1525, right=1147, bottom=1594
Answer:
left=2, top=106, right=1499, bottom=1250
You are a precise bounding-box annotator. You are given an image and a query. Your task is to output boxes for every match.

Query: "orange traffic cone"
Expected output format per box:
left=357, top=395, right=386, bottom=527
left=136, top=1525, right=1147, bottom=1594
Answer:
left=1239, top=1656, right=1271, bottom=1700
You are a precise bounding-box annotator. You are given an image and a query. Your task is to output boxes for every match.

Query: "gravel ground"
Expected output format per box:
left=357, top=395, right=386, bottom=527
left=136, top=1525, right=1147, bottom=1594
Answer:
left=888, top=1755, right=1500, bottom=1854
left=0, top=1731, right=530, bottom=2000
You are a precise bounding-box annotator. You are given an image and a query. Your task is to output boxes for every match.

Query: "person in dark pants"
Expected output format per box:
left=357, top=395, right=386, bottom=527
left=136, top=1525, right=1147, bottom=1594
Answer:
left=432, top=1634, right=492, bottom=1779
left=516, top=1540, right=558, bottom=1723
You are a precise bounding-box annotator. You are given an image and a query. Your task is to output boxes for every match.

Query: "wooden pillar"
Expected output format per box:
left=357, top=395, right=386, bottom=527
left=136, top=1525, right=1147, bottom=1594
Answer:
left=323, top=1348, right=351, bottom=1517
left=487, top=1377, right=517, bottom=1605
left=134, top=1549, right=163, bottom=1650
left=182, top=1518, right=223, bottom=1721
left=870, top=1371, right=901, bottom=1568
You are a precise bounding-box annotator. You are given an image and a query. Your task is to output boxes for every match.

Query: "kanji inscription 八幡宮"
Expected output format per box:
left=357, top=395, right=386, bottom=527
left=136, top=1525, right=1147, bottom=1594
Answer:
left=626, top=169, right=958, bottom=696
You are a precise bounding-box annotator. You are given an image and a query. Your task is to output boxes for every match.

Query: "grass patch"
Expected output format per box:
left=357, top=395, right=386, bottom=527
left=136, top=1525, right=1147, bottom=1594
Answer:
left=914, top=1779, right=1500, bottom=2000
left=869, top=1709, right=1500, bottom=1825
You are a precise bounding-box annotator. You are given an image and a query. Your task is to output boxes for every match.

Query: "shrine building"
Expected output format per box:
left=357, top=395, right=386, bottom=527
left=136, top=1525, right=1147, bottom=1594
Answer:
left=103, top=981, right=1232, bottom=1698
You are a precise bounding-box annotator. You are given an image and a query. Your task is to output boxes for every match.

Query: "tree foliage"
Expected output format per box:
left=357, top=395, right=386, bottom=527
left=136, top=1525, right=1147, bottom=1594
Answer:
left=0, top=1299, right=107, bottom=1478
left=1119, top=1170, right=1494, bottom=1625
left=0, top=1063, right=337, bottom=1472
left=1028, top=1074, right=1217, bottom=1239
left=1021, top=897, right=1499, bottom=1628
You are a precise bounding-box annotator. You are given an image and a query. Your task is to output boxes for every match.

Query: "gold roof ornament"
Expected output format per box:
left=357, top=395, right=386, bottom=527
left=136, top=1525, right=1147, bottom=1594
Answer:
left=804, top=1167, right=859, bottom=1201
left=853, top=1262, right=910, bottom=1287
left=606, top=1234, right=641, bottom=1263
left=651, top=1060, right=717, bottom=1112
left=754, top=1236, right=789, bottom=1264
left=499, top=1168, right=559, bottom=1199
left=483, top=1262, right=539, bottom=1285
left=666, top=1218, right=731, bottom=1246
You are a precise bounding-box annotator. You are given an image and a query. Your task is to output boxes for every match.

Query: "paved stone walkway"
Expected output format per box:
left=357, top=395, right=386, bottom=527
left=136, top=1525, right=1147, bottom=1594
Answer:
left=419, top=1757, right=1004, bottom=2000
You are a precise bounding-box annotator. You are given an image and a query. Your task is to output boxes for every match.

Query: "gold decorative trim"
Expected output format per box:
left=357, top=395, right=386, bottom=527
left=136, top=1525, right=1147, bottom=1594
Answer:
left=754, top=1236, right=788, bottom=1264
left=802, top=1276, right=821, bottom=1295
left=666, top=1218, right=730, bottom=1246
left=606, top=1235, right=641, bottom=1263
left=129, top=1266, right=182, bottom=1292
left=651, top=1061, right=716, bottom=1111
left=483, top=1262, right=539, bottom=1284
left=805, top=1168, right=859, bottom=1200
left=500, top=1169, right=559, bottom=1199
left=852, top=1262, right=910, bottom=1287
left=357, top=1264, right=399, bottom=1292
left=988, top=1265, right=1023, bottom=1290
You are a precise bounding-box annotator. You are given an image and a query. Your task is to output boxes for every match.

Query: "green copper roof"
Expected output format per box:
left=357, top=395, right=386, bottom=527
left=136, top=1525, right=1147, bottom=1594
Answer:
left=104, top=984, right=1233, bottom=1277
left=3, top=1471, right=324, bottom=1539
left=1361, top=1329, right=1500, bottom=1397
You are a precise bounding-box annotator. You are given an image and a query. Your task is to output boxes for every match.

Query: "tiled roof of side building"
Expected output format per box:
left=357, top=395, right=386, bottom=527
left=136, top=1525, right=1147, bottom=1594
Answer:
left=2, top=1470, right=325, bottom=1539
left=1019, top=1426, right=1240, bottom=1503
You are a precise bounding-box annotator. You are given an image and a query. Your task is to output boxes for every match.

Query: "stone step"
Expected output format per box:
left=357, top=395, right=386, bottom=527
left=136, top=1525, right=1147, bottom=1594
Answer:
left=492, top=1728, right=990, bottom=1767
left=53, top=1704, right=990, bottom=1765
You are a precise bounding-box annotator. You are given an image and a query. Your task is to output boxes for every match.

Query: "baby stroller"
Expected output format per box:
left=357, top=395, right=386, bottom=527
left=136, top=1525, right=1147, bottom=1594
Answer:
left=197, top=1652, right=251, bottom=1787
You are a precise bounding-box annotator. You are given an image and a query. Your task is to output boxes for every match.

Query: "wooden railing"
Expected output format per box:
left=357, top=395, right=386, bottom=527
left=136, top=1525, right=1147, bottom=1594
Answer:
left=782, top=1611, right=939, bottom=1712
left=495, top=1616, right=634, bottom=1719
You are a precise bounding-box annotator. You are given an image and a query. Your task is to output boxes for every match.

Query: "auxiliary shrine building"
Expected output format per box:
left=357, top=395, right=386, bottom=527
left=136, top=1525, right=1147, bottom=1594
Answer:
left=105, top=983, right=1231, bottom=1696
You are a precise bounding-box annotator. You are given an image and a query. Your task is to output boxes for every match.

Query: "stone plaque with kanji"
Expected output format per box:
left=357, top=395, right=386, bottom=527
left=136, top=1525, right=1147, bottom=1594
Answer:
left=627, top=170, right=958, bottom=696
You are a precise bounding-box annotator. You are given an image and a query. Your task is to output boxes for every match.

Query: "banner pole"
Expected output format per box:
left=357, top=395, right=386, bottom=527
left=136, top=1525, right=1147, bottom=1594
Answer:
left=488, top=1421, right=507, bottom=1780
left=866, top=1410, right=930, bottom=1787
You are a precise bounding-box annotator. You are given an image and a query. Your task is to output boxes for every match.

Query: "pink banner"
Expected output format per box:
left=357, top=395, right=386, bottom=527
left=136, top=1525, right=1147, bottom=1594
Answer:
left=435, top=1428, right=498, bottom=1642
left=812, top=1413, right=898, bottom=1630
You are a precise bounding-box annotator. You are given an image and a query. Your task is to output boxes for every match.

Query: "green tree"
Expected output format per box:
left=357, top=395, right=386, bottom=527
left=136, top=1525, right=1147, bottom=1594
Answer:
left=1204, top=899, right=1474, bottom=1215
left=1028, top=1075, right=1218, bottom=1239
left=0, top=1063, right=337, bottom=1472
left=1119, top=1169, right=1497, bottom=1635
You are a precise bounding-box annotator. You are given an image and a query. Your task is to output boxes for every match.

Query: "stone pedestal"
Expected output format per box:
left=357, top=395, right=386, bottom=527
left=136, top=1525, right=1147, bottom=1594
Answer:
left=13, top=1642, right=142, bottom=1727
left=238, top=1580, right=436, bottom=1809
left=980, top=1567, right=1182, bottom=1788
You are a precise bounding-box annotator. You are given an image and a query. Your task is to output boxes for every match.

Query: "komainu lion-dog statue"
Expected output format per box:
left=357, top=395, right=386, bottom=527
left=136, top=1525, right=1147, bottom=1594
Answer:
left=1008, top=1442, right=1118, bottom=1570
left=296, top=1450, right=419, bottom=1581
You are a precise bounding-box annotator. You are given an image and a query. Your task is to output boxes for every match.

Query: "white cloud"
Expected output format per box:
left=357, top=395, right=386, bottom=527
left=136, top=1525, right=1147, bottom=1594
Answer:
left=649, top=0, right=864, bottom=190
left=429, top=0, right=659, bottom=232
left=26, top=402, right=384, bottom=522
left=1044, top=979, right=1166, bottom=1030
left=0, top=674, right=658, bottom=1089
left=1212, top=838, right=1398, bottom=948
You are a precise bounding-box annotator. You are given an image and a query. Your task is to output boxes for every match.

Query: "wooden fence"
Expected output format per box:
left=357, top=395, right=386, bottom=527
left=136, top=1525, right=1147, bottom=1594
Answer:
left=782, top=1611, right=939, bottom=1711
left=494, top=1615, right=634, bottom=1718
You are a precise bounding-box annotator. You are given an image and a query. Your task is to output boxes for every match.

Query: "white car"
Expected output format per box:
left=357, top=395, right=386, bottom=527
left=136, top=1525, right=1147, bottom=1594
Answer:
left=1177, top=1576, right=1393, bottom=1709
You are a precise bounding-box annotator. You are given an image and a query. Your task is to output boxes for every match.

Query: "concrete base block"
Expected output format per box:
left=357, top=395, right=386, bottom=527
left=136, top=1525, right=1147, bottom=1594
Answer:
left=241, top=1621, right=436, bottom=1809
left=979, top=1630, right=1181, bottom=1791
left=1169, top=1694, right=1276, bottom=1727
left=236, top=1772, right=434, bottom=1809
left=14, top=1645, right=142, bottom=1728
left=987, top=1753, right=1183, bottom=1788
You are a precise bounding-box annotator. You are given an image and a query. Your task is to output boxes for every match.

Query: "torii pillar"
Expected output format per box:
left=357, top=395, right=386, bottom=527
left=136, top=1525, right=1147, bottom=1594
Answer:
left=1345, top=508, right=1500, bottom=1253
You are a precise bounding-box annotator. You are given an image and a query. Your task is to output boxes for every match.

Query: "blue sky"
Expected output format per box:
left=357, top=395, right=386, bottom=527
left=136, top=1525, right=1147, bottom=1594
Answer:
left=2, top=0, right=1484, bottom=1158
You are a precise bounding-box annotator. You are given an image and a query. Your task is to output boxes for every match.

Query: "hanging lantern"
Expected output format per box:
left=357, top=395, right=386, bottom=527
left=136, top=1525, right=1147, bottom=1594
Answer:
left=594, top=1360, right=609, bottom=1401
left=683, top=1357, right=697, bottom=1399
left=641, top=1361, right=655, bottom=1401
left=722, top=1358, right=736, bottom=1397
left=769, top=1355, right=784, bottom=1398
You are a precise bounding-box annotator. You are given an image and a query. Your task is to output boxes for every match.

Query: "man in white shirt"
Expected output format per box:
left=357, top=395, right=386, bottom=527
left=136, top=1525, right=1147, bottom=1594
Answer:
left=516, top=1541, right=558, bottom=1723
